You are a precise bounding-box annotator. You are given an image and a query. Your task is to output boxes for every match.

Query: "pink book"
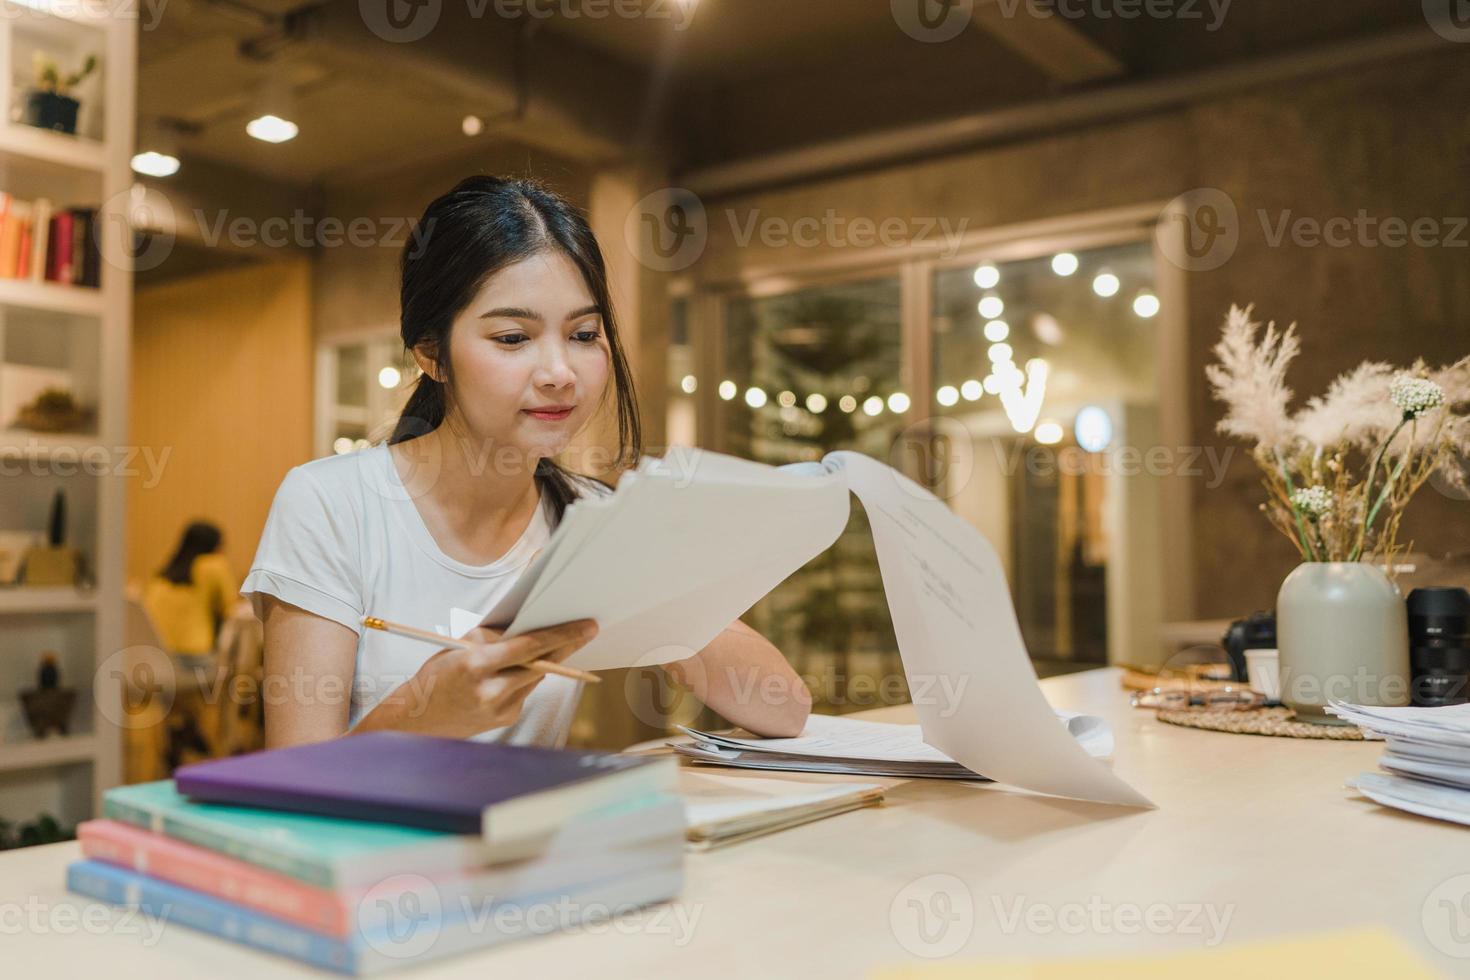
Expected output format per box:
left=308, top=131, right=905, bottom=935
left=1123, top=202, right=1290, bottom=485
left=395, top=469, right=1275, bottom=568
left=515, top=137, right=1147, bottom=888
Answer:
left=78, top=810, right=683, bottom=940
left=78, top=819, right=354, bottom=935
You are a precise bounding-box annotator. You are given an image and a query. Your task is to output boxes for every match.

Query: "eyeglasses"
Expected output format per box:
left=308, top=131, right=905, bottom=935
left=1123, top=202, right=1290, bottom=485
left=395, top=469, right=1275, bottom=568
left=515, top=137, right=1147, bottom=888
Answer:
left=1128, top=644, right=1266, bottom=711
left=1129, top=684, right=1265, bottom=711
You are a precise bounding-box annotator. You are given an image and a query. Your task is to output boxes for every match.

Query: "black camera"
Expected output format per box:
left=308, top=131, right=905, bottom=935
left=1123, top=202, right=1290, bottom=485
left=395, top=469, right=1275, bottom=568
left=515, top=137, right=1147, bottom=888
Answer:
left=1222, top=611, right=1275, bottom=684
left=1408, top=587, right=1470, bottom=707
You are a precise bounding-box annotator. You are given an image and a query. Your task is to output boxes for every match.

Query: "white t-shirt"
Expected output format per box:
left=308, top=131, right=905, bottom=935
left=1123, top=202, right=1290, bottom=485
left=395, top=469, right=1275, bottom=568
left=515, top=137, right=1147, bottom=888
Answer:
left=241, top=443, right=602, bottom=746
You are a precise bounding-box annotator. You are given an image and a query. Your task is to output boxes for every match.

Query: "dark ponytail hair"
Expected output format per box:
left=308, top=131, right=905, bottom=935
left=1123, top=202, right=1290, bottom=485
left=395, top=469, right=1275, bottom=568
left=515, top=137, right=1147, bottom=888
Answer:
left=160, top=521, right=222, bottom=586
left=391, top=176, right=642, bottom=523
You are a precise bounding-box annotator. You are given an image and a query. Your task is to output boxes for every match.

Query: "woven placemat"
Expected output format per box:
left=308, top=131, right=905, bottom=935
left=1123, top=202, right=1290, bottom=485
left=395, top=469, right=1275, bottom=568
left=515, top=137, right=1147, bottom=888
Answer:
left=1156, top=706, right=1368, bottom=740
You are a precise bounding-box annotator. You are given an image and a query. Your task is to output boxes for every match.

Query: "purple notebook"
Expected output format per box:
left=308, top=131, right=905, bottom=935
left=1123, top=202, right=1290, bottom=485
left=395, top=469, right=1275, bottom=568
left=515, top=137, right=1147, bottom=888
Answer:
left=174, top=732, right=671, bottom=834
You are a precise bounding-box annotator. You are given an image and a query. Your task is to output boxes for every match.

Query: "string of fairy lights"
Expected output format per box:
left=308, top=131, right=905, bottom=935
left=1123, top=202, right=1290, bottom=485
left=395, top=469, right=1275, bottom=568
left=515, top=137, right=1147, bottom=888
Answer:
left=685, top=251, right=1150, bottom=448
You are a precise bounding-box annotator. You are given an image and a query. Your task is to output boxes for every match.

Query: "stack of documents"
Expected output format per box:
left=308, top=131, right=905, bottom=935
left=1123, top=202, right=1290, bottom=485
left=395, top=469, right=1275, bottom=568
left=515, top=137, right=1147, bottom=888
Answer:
left=670, top=712, right=1114, bottom=780
left=1328, top=699, right=1470, bottom=826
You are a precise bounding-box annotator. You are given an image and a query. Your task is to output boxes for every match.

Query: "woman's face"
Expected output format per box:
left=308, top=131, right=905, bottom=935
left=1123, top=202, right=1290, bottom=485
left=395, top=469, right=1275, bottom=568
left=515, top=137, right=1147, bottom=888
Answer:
left=430, top=249, right=611, bottom=465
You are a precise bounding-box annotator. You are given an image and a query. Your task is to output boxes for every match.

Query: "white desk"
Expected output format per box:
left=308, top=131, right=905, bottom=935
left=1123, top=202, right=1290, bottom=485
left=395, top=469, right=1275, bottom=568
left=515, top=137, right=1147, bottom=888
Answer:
left=4, top=668, right=1466, bottom=976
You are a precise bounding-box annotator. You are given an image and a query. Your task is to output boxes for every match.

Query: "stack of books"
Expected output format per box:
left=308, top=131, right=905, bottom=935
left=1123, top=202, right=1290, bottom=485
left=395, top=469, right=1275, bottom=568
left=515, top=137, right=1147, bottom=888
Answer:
left=0, top=193, right=102, bottom=287
left=1329, top=699, right=1470, bottom=826
left=66, top=732, right=684, bottom=974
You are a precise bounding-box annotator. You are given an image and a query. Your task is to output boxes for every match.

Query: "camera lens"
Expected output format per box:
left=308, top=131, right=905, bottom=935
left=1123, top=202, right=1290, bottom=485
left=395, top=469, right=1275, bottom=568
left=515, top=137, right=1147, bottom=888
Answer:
left=1408, top=588, right=1470, bottom=707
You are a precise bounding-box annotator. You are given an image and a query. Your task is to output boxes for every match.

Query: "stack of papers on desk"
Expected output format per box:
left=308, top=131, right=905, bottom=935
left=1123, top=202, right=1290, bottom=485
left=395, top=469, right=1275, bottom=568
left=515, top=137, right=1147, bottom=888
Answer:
left=670, top=712, right=1114, bottom=781
left=1329, top=699, right=1470, bottom=825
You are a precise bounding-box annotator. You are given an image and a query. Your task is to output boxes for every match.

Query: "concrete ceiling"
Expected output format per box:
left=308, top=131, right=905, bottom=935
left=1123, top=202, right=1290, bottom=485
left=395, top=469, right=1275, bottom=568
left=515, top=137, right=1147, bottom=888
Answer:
left=136, top=0, right=1435, bottom=191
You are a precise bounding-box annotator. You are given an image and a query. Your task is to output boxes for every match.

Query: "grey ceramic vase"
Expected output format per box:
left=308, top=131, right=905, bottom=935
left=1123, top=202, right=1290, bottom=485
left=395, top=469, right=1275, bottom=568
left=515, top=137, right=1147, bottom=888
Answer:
left=1277, top=562, right=1410, bottom=724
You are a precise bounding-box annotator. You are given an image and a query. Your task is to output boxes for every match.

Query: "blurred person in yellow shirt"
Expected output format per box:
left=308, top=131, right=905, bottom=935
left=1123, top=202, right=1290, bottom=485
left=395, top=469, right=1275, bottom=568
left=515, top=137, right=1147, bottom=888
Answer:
left=143, top=521, right=238, bottom=656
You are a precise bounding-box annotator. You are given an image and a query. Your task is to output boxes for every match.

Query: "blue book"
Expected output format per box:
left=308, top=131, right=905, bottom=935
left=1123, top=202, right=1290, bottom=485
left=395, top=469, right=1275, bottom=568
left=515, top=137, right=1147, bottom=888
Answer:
left=175, top=731, right=676, bottom=835
left=67, top=858, right=684, bottom=975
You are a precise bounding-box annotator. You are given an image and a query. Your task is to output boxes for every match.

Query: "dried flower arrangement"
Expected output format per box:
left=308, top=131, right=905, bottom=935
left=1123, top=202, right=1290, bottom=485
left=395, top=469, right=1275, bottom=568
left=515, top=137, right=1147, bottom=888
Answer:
left=1207, top=305, right=1469, bottom=565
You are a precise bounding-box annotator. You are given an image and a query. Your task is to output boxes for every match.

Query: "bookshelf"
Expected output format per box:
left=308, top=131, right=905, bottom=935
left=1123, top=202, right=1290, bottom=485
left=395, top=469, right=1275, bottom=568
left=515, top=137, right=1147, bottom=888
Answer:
left=0, top=1, right=135, bottom=833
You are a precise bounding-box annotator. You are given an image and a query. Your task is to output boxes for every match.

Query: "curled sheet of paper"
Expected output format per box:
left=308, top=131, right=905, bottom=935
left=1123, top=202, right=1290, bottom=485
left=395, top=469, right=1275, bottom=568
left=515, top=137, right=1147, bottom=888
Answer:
left=825, top=451, right=1153, bottom=808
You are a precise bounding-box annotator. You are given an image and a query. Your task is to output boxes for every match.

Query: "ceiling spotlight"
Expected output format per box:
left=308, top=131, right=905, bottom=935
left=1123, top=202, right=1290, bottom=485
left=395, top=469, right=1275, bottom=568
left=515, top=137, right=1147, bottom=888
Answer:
left=1133, top=291, right=1161, bottom=318
left=778, top=390, right=797, bottom=408
left=984, top=320, right=1010, bottom=342
left=977, top=295, right=1005, bottom=320
left=960, top=379, right=983, bottom=402
left=987, top=343, right=1014, bottom=364
left=744, top=387, right=768, bottom=409
left=680, top=374, right=698, bottom=394
left=972, top=264, right=1000, bottom=289
left=462, top=115, right=484, bottom=136
left=130, top=151, right=179, bottom=177
left=806, top=393, right=828, bottom=413
left=718, top=380, right=737, bottom=401
left=937, top=385, right=959, bottom=407
left=1092, top=272, right=1121, bottom=298
left=1051, top=252, right=1079, bottom=277
left=839, top=395, right=858, bottom=414
left=246, top=114, right=298, bottom=143
left=377, top=366, right=401, bottom=390
left=887, top=392, right=911, bottom=414
left=862, top=396, right=884, bottom=417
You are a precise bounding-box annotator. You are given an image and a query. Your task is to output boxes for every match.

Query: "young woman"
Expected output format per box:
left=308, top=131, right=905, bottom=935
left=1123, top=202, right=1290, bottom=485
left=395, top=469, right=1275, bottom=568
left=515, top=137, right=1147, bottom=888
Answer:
left=143, top=521, right=238, bottom=656
left=243, top=176, right=811, bottom=748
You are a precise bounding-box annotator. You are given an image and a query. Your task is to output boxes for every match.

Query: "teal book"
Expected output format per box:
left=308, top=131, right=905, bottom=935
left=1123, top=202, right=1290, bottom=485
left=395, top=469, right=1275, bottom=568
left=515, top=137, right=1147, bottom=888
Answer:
left=104, top=781, right=492, bottom=889
left=104, top=780, right=681, bottom=890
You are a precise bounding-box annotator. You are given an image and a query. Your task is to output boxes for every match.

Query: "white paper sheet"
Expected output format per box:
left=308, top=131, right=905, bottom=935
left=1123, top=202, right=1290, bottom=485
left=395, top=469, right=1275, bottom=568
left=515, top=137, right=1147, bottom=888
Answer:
left=500, top=450, right=852, bottom=671
left=824, top=451, right=1153, bottom=808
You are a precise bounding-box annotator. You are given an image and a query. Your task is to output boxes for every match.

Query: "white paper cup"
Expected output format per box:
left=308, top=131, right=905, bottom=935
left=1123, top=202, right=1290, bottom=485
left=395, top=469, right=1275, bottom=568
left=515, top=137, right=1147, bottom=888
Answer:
left=1245, top=648, right=1281, bottom=702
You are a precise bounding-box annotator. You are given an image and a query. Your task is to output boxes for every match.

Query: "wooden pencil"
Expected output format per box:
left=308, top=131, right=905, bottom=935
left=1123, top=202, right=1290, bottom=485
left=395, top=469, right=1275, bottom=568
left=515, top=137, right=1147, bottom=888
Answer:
left=362, top=616, right=601, bottom=684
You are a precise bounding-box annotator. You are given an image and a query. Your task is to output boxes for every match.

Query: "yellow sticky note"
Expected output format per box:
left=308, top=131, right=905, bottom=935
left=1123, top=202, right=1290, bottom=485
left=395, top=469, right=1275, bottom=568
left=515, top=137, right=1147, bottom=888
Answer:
left=872, top=928, right=1441, bottom=980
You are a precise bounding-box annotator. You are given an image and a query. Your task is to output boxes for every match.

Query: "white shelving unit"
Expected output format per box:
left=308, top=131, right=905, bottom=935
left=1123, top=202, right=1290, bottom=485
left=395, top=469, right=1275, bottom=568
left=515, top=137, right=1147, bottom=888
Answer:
left=0, top=1, right=135, bottom=832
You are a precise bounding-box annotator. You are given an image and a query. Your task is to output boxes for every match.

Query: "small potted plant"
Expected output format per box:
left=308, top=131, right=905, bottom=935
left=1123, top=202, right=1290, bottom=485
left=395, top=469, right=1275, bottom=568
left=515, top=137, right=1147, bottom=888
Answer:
left=25, top=51, right=98, bottom=135
left=20, top=650, right=75, bottom=737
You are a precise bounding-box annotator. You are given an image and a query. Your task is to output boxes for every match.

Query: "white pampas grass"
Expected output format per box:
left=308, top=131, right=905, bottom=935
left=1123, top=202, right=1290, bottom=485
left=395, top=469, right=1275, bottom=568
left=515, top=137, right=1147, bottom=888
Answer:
left=1209, top=306, right=1470, bottom=563
left=1205, top=305, right=1300, bottom=450
left=1293, top=361, right=1398, bottom=451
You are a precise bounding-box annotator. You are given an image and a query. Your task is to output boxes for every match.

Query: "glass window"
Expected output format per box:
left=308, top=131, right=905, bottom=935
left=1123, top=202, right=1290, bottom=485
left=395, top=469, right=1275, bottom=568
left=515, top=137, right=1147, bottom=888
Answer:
left=930, top=242, right=1160, bottom=673
left=719, top=277, right=906, bottom=714
left=321, top=338, right=418, bottom=457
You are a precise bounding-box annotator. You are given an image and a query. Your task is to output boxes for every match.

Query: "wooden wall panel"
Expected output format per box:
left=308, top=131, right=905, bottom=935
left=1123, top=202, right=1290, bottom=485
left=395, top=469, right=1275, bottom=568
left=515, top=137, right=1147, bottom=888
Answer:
left=128, top=259, right=313, bottom=587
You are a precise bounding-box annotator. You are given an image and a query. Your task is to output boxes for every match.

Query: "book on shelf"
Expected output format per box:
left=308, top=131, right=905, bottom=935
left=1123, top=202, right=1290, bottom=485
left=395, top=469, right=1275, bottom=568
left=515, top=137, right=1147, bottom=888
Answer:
left=0, top=191, right=100, bottom=287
